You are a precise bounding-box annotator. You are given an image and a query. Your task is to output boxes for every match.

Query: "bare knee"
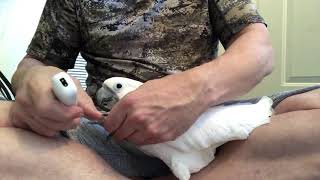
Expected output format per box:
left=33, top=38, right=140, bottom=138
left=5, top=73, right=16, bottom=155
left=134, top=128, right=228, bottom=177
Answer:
left=192, top=109, right=320, bottom=180
left=274, top=89, right=320, bottom=114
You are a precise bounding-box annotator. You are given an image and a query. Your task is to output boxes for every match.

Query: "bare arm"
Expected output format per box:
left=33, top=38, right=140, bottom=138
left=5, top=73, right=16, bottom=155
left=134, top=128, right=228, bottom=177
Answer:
left=189, top=23, right=274, bottom=107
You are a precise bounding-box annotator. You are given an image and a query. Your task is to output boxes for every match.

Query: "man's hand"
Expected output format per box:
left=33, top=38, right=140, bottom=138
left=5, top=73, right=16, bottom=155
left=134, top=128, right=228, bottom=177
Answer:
left=103, top=71, right=208, bottom=145
left=10, top=64, right=101, bottom=137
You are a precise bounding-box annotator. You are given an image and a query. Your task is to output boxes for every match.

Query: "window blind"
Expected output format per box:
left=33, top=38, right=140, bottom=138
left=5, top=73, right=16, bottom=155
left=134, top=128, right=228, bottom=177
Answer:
left=67, top=55, right=88, bottom=89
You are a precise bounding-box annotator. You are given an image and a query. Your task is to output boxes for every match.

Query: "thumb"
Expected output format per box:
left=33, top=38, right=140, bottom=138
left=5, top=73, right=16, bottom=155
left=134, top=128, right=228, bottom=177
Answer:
left=78, top=90, right=101, bottom=120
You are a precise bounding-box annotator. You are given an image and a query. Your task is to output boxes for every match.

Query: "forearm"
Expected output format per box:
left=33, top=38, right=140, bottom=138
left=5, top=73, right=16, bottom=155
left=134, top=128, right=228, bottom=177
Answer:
left=190, top=23, right=274, bottom=107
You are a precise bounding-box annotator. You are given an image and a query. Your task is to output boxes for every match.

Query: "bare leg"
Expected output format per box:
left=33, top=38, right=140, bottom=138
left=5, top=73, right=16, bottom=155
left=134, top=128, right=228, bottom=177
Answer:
left=0, top=101, right=127, bottom=179
left=0, top=91, right=320, bottom=180
left=192, top=109, right=320, bottom=180
left=0, top=127, right=127, bottom=180
left=191, top=89, right=320, bottom=179
left=274, top=89, right=320, bottom=114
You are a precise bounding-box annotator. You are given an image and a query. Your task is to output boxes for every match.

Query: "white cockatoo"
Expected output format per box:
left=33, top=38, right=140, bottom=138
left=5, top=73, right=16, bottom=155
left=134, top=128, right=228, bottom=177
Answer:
left=97, top=77, right=273, bottom=180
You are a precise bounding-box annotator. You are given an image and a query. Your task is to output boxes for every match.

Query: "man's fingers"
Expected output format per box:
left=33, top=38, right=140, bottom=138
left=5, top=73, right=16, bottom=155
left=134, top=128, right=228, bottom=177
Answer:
left=126, top=131, right=146, bottom=145
left=27, top=116, right=58, bottom=137
left=82, top=103, right=101, bottom=120
left=34, top=91, right=83, bottom=122
left=9, top=106, right=29, bottom=129
left=112, top=121, right=136, bottom=141
left=148, top=133, right=177, bottom=145
left=138, top=129, right=177, bottom=145
left=141, top=138, right=162, bottom=145
left=103, top=101, right=127, bottom=133
left=36, top=116, right=80, bottom=131
left=41, top=100, right=83, bottom=122
left=78, top=90, right=102, bottom=120
left=10, top=117, right=29, bottom=129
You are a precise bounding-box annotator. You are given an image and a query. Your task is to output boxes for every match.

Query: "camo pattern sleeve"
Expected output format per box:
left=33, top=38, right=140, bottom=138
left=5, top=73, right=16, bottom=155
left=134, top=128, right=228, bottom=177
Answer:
left=209, top=0, right=266, bottom=47
left=27, top=0, right=81, bottom=70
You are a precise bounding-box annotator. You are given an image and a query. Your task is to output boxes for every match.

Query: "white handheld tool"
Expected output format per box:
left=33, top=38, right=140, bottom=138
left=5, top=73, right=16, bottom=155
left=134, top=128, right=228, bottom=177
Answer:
left=51, top=72, right=77, bottom=106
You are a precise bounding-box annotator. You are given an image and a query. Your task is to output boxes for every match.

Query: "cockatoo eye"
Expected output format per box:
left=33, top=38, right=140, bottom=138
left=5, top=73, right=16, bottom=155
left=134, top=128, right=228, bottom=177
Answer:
left=114, top=83, right=123, bottom=91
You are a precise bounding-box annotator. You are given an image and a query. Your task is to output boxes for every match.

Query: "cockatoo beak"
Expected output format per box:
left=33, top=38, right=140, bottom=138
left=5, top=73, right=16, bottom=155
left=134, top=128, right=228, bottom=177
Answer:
left=96, top=84, right=119, bottom=112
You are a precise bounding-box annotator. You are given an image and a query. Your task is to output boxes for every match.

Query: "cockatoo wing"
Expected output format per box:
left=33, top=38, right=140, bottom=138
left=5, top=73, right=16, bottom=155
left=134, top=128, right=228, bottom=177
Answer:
left=163, top=96, right=273, bottom=152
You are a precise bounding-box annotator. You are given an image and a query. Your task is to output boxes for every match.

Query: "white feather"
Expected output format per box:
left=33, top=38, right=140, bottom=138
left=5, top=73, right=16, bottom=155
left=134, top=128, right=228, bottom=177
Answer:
left=102, top=77, right=273, bottom=180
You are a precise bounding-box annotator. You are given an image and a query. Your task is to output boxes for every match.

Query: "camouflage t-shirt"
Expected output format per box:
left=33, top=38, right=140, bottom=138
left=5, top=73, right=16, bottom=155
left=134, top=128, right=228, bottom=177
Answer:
left=27, top=0, right=265, bottom=103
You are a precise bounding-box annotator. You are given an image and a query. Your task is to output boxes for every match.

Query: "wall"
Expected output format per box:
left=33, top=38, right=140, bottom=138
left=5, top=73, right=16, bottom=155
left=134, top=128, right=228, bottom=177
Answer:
left=0, top=0, right=46, bottom=79
left=244, top=0, right=320, bottom=98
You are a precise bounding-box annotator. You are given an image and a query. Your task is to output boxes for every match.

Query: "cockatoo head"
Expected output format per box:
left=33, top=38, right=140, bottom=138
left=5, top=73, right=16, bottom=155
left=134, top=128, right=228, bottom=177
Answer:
left=102, top=77, right=143, bottom=99
left=96, top=77, right=148, bottom=156
left=95, top=77, right=143, bottom=111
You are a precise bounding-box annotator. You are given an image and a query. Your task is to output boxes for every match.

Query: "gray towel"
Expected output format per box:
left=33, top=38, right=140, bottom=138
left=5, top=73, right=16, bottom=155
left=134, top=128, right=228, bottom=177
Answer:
left=66, top=118, right=171, bottom=178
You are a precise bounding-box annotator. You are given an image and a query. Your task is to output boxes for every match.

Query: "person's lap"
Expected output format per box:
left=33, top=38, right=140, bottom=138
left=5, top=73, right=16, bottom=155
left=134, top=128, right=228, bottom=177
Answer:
left=0, top=101, right=126, bottom=179
left=191, top=108, right=320, bottom=180
left=0, top=127, right=127, bottom=180
left=1, top=87, right=320, bottom=179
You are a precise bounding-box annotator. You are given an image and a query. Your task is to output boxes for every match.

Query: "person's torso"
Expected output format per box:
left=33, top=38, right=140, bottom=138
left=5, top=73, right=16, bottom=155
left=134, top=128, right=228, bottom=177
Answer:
left=75, top=0, right=219, bottom=99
